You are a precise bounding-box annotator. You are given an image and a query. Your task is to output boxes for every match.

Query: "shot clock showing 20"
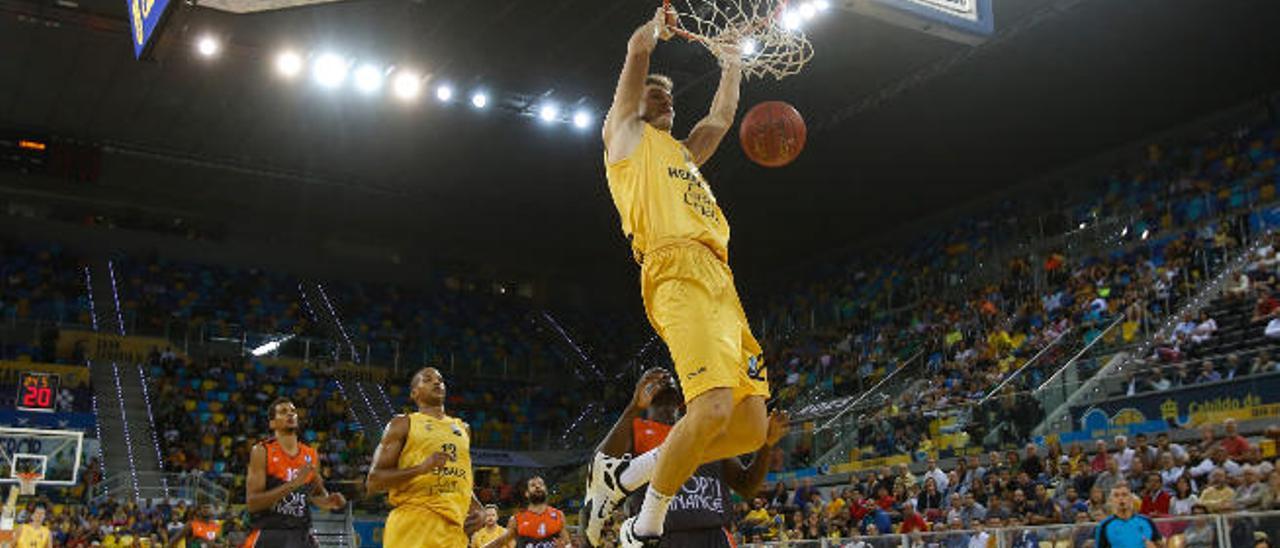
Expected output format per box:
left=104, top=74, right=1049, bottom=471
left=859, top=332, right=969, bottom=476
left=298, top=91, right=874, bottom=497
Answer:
left=16, top=372, right=59, bottom=413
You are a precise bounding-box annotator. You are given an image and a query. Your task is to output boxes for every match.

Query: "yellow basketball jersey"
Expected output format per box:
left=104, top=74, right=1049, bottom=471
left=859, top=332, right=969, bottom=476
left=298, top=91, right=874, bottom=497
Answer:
left=389, top=412, right=473, bottom=525
left=605, top=124, right=730, bottom=263
left=15, top=524, right=50, bottom=548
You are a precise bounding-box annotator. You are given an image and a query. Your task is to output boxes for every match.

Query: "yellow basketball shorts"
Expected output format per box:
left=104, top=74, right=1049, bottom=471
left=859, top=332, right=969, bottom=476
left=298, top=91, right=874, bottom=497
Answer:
left=382, top=506, right=467, bottom=548
left=641, top=242, right=770, bottom=404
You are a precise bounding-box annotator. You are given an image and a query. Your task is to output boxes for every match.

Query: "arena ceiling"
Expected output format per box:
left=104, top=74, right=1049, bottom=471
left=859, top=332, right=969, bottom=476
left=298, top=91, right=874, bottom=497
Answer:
left=1, top=0, right=1280, bottom=301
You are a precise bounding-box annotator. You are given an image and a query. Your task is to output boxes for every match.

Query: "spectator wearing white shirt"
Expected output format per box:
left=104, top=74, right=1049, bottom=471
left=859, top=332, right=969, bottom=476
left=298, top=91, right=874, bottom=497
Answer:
left=1114, top=435, right=1137, bottom=473
left=1190, top=446, right=1243, bottom=480
left=924, top=457, right=949, bottom=492
left=1190, top=312, right=1217, bottom=344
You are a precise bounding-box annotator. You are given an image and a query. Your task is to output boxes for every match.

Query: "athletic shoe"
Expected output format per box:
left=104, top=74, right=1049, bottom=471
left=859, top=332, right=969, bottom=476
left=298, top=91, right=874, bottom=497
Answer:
left=619, top=516, right=661, bottom=548
left=583, top=452, right=631, bottom=546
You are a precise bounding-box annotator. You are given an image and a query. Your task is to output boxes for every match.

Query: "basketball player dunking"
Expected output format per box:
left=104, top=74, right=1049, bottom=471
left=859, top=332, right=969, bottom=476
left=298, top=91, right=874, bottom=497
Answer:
left=590, top=369, right=787, bottom=547
left=366, top=367, right=483, bottom=548
left=12, top=505, right=50, bottom=548
left=481, top=476, right=569, bottom=548
left=587, top=7, right=767, bottom=547
left=244, top=398, right=346, bottom=548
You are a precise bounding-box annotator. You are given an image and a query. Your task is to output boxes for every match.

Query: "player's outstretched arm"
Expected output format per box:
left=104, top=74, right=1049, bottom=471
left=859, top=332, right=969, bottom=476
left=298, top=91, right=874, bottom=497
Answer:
left=365, top=415, right=454, bottom=494
left=684, top=47, right=743, bottom=166
left=604, top=8, right=671, bottom=165
left=723, top=410, right=788, bottom=498
left=245, top=443, right=316, bottom=513
left=594, top=368, right=670, bottom=456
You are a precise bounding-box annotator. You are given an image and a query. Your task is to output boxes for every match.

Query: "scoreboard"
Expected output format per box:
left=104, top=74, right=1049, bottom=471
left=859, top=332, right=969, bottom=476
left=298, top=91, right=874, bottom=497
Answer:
left=16, top=372, right=60, bottom=413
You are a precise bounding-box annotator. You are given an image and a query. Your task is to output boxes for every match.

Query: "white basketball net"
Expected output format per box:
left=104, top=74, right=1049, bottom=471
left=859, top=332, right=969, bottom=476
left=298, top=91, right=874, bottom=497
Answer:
left=665, top=0, right=814, bottom=80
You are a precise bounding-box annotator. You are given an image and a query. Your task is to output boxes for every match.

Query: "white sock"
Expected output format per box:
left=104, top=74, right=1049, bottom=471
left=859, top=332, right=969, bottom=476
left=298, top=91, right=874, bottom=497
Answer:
left=619, top=448, right=660, bottom=492
left=634, top=486, right=673, bottom=537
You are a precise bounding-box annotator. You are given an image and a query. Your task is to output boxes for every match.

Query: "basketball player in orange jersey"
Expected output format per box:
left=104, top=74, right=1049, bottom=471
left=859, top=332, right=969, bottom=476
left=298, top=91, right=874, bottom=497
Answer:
left=480, top=476, right=570, bottom=548
left=168, top=504, right=222, bottom=548
left=588, top=7, right=766, bottom=547
left=242, top=398, right=346, bottom=548
left=366, top=367, right=484, bottom=547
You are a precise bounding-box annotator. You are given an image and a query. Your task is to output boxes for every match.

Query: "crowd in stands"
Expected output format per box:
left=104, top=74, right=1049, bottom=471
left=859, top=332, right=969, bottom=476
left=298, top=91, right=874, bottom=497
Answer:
left=762, top=118, right=1280, bottom=469
left=722, top=421, right=1280, bottom=546
left=8, top=497, right=251, bottom=547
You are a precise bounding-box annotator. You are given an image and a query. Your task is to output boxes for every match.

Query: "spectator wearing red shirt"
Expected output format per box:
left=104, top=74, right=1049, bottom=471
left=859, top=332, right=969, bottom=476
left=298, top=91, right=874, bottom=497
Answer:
left=1220, top=419, right=1251, bottom=457
left=900, top=503, right=930, bottom=533
left=1139, top=473, right=1171, bottom=516
left=875, top=486, right=896, bottom=512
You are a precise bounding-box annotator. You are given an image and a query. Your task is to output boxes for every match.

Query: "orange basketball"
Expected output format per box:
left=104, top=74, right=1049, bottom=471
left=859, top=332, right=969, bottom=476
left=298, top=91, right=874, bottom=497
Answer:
left=739, top=101, right=806, bottom=168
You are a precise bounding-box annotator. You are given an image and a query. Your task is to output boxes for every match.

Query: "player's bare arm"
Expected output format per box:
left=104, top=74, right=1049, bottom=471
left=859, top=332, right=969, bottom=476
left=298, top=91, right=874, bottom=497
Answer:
left=723, top=410, right=788, bottom=498
left=595, top=368, right=671, bottom=456
left=684, top=45, right=743, bottom=165
left=365, top=415, right=455, bottom=494
left=604, top=7, right=672, bottom=164
left=245, top=443, right=316, bottom=513
left=306, top=467, right=347, bottom=511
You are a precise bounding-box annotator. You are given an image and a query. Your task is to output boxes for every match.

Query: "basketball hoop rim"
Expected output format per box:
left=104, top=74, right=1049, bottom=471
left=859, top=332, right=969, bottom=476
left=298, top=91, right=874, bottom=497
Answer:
left=660, top=0, right=791, bottom=45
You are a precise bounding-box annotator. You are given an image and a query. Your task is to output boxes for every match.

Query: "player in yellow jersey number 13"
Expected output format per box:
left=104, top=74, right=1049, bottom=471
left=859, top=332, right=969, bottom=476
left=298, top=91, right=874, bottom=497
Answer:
left=591, top=5, right=771, bottom=548
left=366, top=367, right=484, bottom=547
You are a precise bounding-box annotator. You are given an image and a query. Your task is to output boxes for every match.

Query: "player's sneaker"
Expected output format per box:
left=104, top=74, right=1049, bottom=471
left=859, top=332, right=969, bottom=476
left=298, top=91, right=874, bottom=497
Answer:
left=583, top=452, right=631, bottom=546
left=618, top=516, right=661, bottom=548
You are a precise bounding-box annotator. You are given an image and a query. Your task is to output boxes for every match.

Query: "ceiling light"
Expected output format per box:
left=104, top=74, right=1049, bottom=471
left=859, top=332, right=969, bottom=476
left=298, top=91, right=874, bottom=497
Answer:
left=539, top=104, right=559, bottom=122
left=436, top=84, right=453, bottom=102
left=276, top=51, right=303, bottom=77
left=573, top=110, right=592, bottom=129
left=196, top=36, right=220, bottom=57
left=471, top=92, right=488, bottom=108
left=741, top=38, right=758, bottom=56
left=313, top=53, right=349, bottom=88
left=815, top=0, right=831, bottom=11
left=782, top=11, right=802, bottom=30
left=799, top=2, right=817, bottom=20
left=393, top=72, right=422, bottom=100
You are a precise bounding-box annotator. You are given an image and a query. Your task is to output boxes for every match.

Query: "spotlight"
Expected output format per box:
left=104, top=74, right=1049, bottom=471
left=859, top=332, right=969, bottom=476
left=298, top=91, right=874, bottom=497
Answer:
left=313, top=53, right=349, bottom=88
left=815, top=0, right=831, bottom=10
left=741, top=38, right=758, bottom=56
left=471, top=92, right=488, bottom=109
left=1078, top=222, right=1087, bottom=229
left=782, top=11, right=802, bottom=30
left=436, top=84, right=453, bottom=102
left=539, top=103, right=559, bottom=122
left=1121, top=226, right=1129, bottom=237
left=276, top=51, right=303, bottom=77
left=799, top=2, right=817, bottom=20
left=196, top=36, right=220, bottom=57
left=354, top=65, right=383, bottom=94
left=393, top=72, right=422, bottom=100
left=573, top=110, right=592, bottom=129
left=1141, top=229, right=1150, bottom=240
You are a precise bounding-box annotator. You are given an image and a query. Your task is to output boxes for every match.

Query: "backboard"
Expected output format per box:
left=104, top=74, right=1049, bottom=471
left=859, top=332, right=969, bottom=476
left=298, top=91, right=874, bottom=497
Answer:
left=0, top=427, right=84, bottom=488
left=843, top=0, right=994, bottom=45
